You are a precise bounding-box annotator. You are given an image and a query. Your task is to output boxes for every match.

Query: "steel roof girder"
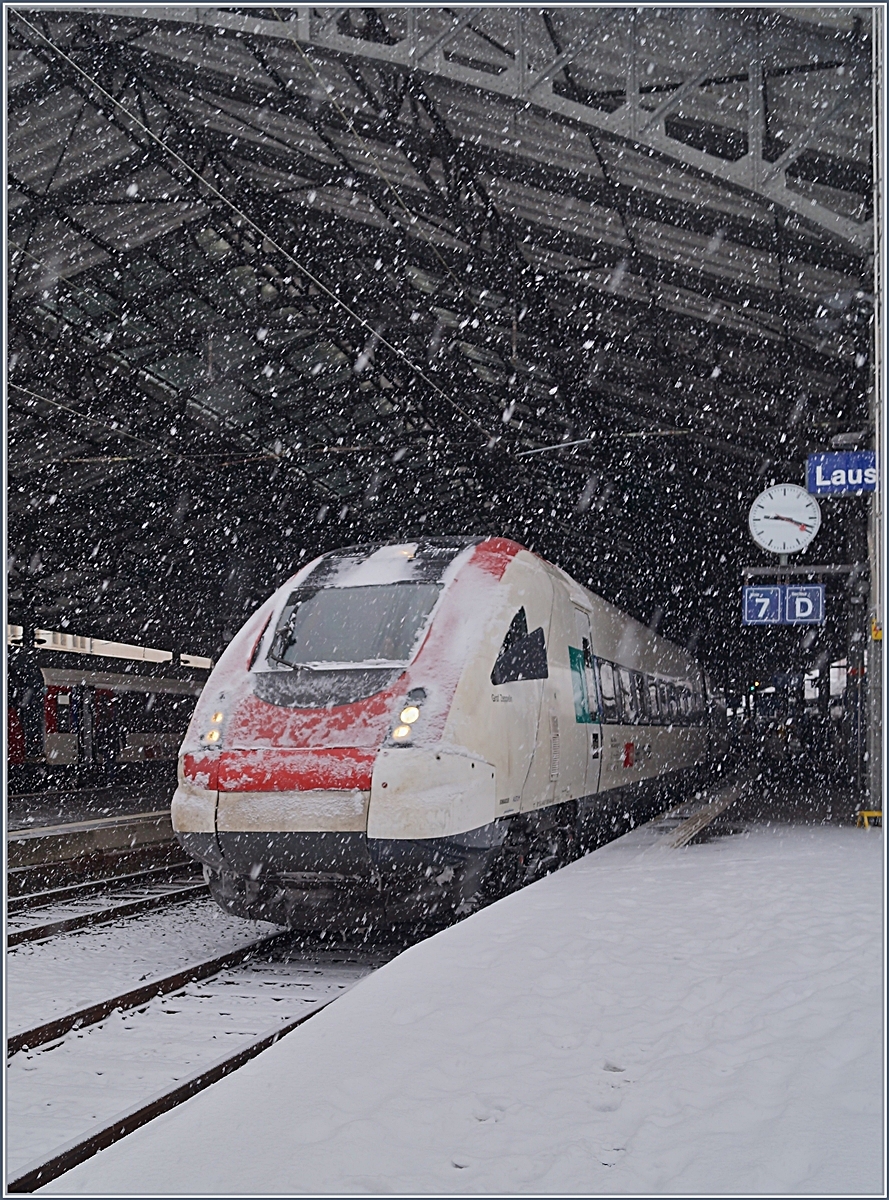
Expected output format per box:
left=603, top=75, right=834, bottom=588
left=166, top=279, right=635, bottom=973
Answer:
left=136, top=5, right=874, bottom=254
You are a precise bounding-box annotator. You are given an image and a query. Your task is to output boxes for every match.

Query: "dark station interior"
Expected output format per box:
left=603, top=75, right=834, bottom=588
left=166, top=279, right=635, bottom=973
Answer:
left=6, top=7, right=881, bottom=816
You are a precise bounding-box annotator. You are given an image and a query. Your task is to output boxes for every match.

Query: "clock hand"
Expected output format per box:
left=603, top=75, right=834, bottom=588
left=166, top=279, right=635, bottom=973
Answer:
left=764, top=513, right=813, bottom=532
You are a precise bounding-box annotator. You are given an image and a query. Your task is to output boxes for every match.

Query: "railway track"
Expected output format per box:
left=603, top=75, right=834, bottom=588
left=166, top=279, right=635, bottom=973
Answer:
left=8, top=839, right=193, bottom=898
left=7, top=931, right=291, bottom=1055
left=8, top=999, right=333, bottom=1193
left=9, top=873, right=209, bottom=945
left=7, top=804, right=194, bottom=900
left=8, top=861, right=203, bottom=914
left=7, top=815, right=208, bottom=947
left=7, top=935, right=396, bottom=1192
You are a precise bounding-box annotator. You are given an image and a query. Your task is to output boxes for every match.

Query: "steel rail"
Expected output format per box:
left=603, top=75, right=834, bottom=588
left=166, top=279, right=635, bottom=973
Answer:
left=7, top=1000, right=333, bottom=1193
left=8, top=845, right=193, bottom=898
left=7, top=932, right=291, bottom=1057
left=7, top=882, right=208, bottom=947
left=8, top=863, right=203, bottom=914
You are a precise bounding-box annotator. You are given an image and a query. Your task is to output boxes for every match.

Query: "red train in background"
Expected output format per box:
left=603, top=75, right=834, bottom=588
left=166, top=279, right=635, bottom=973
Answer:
left=7, top=638, right=205, bottom=796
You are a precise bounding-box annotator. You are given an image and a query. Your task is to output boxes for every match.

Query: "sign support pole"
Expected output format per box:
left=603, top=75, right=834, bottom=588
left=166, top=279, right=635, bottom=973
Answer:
left=867, top=4, right=884, bottom=812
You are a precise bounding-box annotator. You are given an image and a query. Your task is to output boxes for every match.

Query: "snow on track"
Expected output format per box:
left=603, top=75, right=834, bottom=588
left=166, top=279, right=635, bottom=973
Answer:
left=7, top=950, right=384, bottom=1180
left=7, top=899, right=278, bottom=1035
left=41, top=822, right=884, bottom=1196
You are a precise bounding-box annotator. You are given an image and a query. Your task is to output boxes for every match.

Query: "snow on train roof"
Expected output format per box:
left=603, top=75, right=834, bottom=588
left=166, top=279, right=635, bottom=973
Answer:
left=302, top=538, right=482, bottom=590
left=549, top=561, right=701, bottom=681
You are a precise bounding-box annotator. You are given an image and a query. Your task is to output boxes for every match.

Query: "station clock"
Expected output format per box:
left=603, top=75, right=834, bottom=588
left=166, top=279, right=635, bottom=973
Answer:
left=748, top=484, right=821, bottom=555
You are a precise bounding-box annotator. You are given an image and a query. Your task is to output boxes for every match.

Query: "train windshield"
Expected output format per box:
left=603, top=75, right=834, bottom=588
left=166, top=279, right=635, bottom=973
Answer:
left=269, top=583, right=442, bottom=668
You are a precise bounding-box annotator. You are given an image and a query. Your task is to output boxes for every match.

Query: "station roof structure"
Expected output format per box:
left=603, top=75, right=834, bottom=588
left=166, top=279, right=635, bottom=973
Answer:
left=6, top=6, right=877, bottom=686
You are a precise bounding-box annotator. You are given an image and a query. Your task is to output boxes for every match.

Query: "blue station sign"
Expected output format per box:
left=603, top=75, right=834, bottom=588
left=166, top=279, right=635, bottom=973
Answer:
left=807, top=451, right=877, bottom=496
left=742, top=585, right=825, bottom=626
left=784, top=585, right=825, bottom=624
left=742, top=586, right=783, bottom=624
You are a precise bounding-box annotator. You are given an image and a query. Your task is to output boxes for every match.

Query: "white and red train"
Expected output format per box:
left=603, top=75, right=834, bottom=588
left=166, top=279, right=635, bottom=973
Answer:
left=174, top=537, right=727, bottom=928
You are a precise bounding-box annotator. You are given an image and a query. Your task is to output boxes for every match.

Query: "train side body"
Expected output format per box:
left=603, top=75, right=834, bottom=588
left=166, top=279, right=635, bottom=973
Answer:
left=173, top=538, right=718, bottom=927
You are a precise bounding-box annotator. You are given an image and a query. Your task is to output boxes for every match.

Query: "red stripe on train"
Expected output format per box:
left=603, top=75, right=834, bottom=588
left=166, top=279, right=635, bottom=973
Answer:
left=182, top=748, right=375, bottom=792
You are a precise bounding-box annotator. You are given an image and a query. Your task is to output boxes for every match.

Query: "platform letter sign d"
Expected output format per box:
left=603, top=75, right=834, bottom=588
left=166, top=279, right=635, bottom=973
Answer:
left=785, top=585, right=825, bottom=625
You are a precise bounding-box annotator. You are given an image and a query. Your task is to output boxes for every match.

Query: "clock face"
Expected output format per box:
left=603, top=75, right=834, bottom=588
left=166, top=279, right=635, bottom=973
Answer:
left=748, top=484, right=822, bottom=554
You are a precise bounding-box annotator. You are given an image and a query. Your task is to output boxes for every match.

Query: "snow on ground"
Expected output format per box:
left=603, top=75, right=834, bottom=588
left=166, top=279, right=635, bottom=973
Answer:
left=43, top=822, right=883, bottom=1196
left=8, top=899, right=277, bottom=1035
left=8, top=951, right=383, bottom=1179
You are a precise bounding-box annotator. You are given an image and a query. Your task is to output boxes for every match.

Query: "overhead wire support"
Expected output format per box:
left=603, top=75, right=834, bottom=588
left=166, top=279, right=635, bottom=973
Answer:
left=268, top=7, right=473, bottom=301
left=264, top=4, right=548, bottom=449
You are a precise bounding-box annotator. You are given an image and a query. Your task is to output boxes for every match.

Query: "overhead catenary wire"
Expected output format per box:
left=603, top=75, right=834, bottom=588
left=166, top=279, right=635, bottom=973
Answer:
left=10, top=12, right=697, bottom=488
left=263, top=14, right=702, bottom=470
left=7, top=383, right=356, bottom=496
left=7, top=250, right=351, bottom=496
left=515, top=431, right=693, bottom=457
left=8, top=239, right=123, bottom=322
left=8, top=382, right=181, bottom=460
left=12, top=11, right=496, bottom=444
left=7, top=240, right=292, bottom=467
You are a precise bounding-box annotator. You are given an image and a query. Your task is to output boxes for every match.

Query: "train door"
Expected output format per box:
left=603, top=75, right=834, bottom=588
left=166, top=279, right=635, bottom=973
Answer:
left=487, top=559, right=553, bottom=815
left=93, top=688, right=119, bottom=763
left=571, top=607, right=603, bottom=797
left=44, top=686, right=78, bottom=763
left=8, top=707, right=26, bottom=765
left=77, top=686, right=95, bottom=762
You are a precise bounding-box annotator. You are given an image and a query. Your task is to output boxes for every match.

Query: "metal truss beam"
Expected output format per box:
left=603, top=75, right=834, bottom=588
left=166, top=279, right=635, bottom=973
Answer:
left=87, top=5, right=874, bottom=254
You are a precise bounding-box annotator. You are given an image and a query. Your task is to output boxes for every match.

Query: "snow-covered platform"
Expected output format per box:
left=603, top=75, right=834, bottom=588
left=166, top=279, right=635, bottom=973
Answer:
left=44, top=819, right=883, bottom=1196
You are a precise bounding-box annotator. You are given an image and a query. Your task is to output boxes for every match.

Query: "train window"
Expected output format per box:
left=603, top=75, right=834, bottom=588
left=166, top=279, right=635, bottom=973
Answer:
left=498, top=606, right=528, bottom=656
left=617, top=666, right=638, bottom=724
left=491, top=608, right=548, bottom=685
left=583, top=638, right=600, bottom=720
left=270, top=582, right=442, bottom=667
left=572, top=610, right=599, bottom=721
left=569, top=647, right=592, bottom=722
left=647, top=678, right=661, bottom=721
left=596, top=660, right=619, bottom=722
left=632, top=671, right=649, bottom=722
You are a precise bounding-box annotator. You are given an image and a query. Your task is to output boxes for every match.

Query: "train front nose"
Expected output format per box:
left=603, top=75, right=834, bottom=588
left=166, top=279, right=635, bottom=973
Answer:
left=174, top=744, right=374, bottom=853
left=172, top=742, right=499, bottom=929
left=173, top=746, right=386, bottom=927
left=218, top=746, right=376, bottom=876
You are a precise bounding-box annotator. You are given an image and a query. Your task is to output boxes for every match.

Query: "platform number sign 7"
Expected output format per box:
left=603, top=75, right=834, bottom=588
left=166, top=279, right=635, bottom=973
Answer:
left=742, top=586, right=783, bottom=625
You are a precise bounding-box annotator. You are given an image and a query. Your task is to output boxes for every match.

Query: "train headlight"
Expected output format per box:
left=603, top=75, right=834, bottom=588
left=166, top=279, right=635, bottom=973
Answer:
left=399, top=705, right=421, bottom=725
left=391, top=724, right=412, bottom=741
left=211, top=712, right=224, bottom=723
left=205, top=729, right=221, bottom=743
